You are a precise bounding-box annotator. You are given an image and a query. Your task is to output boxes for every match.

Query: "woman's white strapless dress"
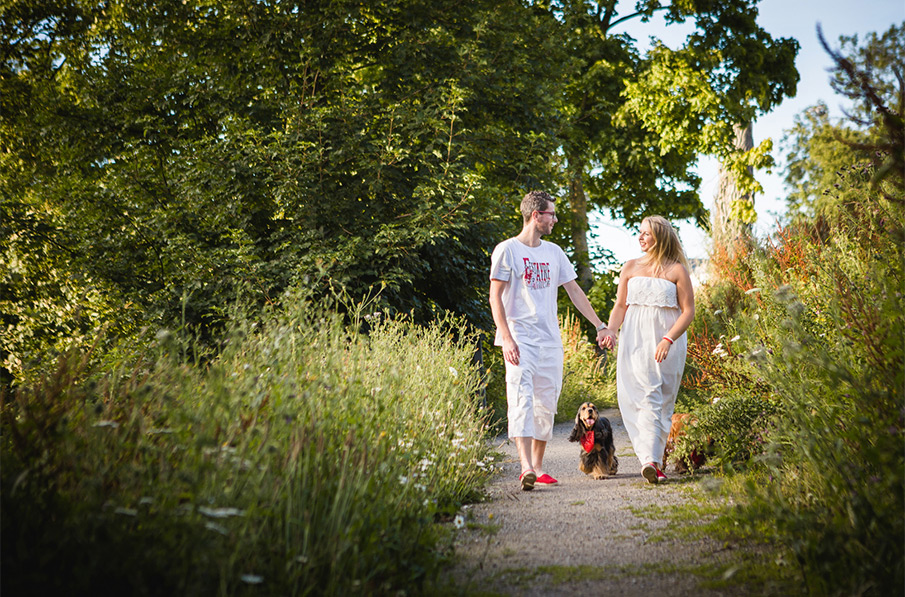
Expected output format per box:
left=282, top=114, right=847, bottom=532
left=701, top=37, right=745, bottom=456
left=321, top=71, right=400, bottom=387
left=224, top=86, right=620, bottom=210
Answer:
left=616, top=276, right=688, bottom=466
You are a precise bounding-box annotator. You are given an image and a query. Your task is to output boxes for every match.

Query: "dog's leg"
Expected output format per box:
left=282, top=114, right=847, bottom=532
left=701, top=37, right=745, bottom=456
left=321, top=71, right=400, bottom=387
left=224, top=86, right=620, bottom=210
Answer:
left=589, top=453, right=608, bottom=479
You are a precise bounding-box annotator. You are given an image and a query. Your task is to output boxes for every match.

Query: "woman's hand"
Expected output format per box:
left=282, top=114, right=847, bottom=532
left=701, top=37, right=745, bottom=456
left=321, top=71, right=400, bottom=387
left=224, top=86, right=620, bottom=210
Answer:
left=655, top=337, right=672, bottom=363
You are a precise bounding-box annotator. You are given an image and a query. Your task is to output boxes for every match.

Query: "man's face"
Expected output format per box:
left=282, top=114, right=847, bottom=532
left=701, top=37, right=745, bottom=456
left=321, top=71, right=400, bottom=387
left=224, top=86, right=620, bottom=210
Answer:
left=534, top=201, right=558, bottom=235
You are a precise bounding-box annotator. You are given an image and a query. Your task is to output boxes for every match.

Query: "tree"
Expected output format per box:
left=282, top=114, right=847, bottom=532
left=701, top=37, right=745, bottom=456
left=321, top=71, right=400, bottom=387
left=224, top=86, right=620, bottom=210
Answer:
left=781, top=23, right=904, bottom=217
left=711, top=123, right=754, bottom=252
left=0, top=0, right=568, bottom=381
left=541, top=0, right=799, bottom=288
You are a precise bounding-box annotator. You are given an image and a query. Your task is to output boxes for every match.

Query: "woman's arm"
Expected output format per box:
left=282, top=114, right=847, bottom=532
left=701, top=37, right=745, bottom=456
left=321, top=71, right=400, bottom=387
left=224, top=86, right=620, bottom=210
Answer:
left=654, top=264, right=695, bottom=362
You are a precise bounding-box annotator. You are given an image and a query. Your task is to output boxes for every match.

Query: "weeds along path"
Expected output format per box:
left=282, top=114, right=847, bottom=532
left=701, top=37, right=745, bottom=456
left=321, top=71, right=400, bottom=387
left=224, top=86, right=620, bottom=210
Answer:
left=444, top=408, right=754, bottom=596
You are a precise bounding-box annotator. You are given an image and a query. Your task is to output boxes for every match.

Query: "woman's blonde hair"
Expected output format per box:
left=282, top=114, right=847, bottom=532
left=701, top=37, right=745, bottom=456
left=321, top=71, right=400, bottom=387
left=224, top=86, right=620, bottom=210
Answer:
left=639, top=215, right=689, bottom=275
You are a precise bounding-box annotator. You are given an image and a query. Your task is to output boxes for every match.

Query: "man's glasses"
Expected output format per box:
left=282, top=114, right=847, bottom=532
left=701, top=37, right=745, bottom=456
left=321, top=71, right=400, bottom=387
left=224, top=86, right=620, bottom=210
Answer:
left=536, top=210, right=557, bottom=217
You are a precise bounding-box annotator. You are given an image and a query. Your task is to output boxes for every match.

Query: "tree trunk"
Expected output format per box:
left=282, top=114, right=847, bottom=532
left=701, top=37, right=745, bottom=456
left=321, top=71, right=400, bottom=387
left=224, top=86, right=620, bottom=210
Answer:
left=711, top=123, right=754, bottom=255
left=567, top=155, right=595, bottom=292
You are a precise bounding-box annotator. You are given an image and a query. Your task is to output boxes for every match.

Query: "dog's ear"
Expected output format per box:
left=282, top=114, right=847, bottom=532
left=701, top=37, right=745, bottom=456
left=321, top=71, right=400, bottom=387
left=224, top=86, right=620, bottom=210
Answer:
left=568, top=420, right=583, bottom=443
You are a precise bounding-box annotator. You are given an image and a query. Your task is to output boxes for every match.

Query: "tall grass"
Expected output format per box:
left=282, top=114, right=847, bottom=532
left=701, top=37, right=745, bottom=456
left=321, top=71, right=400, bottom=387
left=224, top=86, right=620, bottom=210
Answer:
left=680, top=168, right=904, bottom=594
left=1, top=293, right=494, bottom=596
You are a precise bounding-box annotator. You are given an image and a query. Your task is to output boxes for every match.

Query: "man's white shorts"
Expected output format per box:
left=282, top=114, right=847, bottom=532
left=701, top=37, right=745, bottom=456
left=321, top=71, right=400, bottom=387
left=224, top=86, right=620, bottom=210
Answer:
left=505, top=343, right=564, bottom=442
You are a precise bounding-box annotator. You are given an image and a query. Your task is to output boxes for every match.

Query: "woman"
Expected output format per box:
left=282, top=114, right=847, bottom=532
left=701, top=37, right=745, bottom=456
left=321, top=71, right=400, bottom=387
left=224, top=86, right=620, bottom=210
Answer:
left=600, top=216, right=695, bottom=484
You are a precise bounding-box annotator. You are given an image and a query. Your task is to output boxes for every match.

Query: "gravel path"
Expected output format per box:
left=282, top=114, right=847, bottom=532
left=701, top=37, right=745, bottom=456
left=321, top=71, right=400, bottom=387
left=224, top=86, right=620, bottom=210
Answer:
left=444, top=408, right=747, bottom=596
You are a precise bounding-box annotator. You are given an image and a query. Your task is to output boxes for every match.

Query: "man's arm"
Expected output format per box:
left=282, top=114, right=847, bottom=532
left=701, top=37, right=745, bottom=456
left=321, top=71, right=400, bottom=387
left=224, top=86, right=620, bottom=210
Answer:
left=489, top=278, right=520, bottom=365
left=562, top=280, right=608, bottom=349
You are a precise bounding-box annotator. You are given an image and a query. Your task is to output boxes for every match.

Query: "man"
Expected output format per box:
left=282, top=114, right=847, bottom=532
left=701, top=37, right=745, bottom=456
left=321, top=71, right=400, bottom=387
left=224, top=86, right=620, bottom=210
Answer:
left=489, top=190, right=610, bottom=491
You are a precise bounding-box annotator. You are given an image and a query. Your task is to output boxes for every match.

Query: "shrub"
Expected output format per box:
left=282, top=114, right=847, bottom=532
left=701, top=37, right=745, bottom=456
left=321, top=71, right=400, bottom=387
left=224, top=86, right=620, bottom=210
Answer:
left=670, top=391, right=777, bottom=472
left=691, top=175, right=904, bottom=594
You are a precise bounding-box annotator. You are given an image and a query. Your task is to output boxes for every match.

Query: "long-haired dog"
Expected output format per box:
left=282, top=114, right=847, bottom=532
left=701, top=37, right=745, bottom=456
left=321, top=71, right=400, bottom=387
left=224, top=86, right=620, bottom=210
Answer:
left=662, top=413, right=708, bottom=473
left=568, top=402, right=618, bottom=479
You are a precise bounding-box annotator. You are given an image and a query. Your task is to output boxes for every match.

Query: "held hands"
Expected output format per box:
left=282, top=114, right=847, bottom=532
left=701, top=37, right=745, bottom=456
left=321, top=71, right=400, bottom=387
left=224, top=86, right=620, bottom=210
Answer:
left=597, top=328, right=616, bottom=350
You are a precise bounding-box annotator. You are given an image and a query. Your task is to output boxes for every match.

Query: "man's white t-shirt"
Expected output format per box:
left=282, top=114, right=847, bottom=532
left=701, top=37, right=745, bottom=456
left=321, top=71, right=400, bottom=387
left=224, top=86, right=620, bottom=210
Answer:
left=489, top=237, right=577, bottom=349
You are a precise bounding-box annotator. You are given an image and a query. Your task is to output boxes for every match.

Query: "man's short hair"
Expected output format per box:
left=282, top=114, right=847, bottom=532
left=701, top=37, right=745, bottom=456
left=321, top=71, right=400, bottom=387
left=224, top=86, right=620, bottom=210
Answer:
left=520, top=190, right=554, bottom=223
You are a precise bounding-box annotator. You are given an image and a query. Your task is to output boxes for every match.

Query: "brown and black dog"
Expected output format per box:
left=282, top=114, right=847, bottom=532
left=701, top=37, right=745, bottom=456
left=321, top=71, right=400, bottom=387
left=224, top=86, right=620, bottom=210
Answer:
left=568, top=402, right=618, bottom=479
left=662, top=413, right=708, bottom=473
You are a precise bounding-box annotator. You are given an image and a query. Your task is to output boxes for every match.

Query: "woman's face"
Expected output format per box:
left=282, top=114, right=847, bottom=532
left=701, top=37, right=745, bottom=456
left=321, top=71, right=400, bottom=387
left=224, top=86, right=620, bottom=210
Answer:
left=639, top=220, right=655, bottom=253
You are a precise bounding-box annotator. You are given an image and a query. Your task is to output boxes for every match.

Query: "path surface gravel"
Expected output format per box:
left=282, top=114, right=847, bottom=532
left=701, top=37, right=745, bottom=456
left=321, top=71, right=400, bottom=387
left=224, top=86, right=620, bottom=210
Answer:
left=444, top=408, right=750, bottom=596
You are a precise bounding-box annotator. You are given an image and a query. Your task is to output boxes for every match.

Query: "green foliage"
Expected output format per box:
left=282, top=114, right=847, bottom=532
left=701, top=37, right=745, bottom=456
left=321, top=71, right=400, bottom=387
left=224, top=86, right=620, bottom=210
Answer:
left=681, top=27, right=905, bottom=594
left=738, top=199, right=904, bottom=595
left=781, top=102, right=873, bottom=217
left=0, top=0, right=567, bottom=384
left=784, top=23, right=904, bottom=217
left=572, top=0, right=798, bottom=225
left=672, top=391, right=776, bottom=472
left=1, top=296, right=494, bottom=596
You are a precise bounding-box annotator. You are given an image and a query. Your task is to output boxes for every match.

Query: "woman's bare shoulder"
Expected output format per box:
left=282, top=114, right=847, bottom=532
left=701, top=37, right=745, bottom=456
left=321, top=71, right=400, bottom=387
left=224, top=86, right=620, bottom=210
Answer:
left=664, top=261, right=691, bottom=282
left=621, top=258, right=641, bottom=273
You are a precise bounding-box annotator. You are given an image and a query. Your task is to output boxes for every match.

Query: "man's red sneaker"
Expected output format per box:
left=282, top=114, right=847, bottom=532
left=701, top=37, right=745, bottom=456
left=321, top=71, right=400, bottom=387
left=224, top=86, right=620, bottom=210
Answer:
left=642, top=463, right=658, bottom=484
left=536, top=473, right=559, bottom=485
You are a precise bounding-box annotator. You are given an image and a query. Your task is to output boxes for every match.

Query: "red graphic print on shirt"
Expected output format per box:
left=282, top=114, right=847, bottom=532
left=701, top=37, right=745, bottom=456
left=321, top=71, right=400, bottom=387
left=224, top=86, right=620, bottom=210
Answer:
left=523, top=258, right=551, bottom=290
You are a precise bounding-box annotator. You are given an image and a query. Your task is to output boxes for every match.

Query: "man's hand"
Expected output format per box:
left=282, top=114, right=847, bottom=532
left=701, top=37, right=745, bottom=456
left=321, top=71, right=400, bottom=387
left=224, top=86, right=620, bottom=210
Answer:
left=502, top=336, right=520, bottom=365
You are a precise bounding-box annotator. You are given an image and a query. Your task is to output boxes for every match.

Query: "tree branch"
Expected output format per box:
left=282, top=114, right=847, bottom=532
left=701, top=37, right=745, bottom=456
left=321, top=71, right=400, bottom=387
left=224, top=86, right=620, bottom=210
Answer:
left=607, top=4, right=671, bottom=32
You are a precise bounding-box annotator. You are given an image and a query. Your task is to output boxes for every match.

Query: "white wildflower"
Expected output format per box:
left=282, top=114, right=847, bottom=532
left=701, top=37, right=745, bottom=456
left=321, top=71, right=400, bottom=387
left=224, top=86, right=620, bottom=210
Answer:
left=449, top=366, right=458, bottom=377
left=198, top=507, right=245, bottom=519
left=730, top=335, right=741, bottom=342
left=240, top=574, right=264, bottom=584
left=453, top=514, right=465, bottom=529
left=399, top=475, right=409, bottom=485
left=205, top=522, right=229, bottom=535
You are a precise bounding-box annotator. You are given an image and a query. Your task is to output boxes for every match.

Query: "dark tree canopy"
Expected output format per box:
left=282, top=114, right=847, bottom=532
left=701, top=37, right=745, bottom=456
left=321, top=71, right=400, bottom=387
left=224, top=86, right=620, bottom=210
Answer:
left=2, top=0, right=569, bottom=378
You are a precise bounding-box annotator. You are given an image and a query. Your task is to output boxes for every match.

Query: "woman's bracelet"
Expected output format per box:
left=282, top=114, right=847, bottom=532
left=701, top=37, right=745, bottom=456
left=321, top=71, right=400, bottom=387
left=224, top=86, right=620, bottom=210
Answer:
left=662, top=336, right=674, bottom=345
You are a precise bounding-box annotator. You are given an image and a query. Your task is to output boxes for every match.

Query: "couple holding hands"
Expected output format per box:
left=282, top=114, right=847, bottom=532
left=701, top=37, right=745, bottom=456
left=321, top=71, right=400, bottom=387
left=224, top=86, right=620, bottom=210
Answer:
left=489, top=191, right=695, bottom=489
